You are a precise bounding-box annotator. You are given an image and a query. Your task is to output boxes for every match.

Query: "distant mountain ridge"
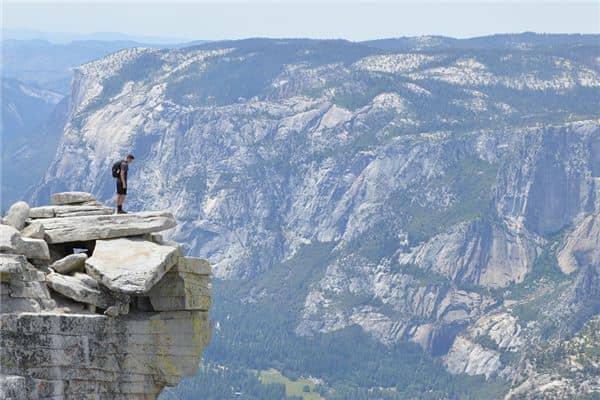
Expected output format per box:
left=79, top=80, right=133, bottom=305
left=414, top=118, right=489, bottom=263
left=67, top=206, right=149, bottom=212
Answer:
left=2, top=28, right=193, bottom=44
left=362, top=32, right=600, bottom=51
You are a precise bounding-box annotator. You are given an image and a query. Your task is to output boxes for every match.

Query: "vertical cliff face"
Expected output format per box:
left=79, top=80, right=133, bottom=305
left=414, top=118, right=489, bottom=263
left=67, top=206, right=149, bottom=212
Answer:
left=0, top=192, right=211, bottom=399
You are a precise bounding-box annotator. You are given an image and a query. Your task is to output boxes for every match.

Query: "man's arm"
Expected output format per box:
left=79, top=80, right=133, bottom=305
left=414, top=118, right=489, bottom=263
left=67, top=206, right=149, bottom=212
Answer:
left=120, top=169, right=127, bottom=188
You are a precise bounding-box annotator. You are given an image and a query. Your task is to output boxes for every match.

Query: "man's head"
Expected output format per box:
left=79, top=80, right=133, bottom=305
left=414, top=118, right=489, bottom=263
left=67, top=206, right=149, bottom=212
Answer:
left=126, top=153, right=135, bottom=163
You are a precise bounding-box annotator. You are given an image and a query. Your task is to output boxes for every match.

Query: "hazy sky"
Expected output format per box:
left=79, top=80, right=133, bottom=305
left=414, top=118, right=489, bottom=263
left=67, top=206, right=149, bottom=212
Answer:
left=2, top=1, right=599, bottom=42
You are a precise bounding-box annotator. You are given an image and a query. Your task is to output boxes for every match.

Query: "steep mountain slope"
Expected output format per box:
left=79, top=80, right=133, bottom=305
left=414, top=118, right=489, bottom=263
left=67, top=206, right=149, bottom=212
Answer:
left=32, top=35, right=600, bottom=398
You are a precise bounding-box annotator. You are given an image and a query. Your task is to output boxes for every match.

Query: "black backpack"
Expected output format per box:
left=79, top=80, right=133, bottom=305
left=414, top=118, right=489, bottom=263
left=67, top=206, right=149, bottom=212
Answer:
left=111, top=161, right=122, bottom=178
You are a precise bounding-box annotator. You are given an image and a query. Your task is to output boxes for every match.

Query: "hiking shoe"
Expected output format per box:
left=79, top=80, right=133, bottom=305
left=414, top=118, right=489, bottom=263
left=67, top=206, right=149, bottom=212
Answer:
left=117, top=210, right=128, bottom=214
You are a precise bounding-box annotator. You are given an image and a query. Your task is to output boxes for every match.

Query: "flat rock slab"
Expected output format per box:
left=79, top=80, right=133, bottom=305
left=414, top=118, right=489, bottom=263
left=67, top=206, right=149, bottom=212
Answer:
left=29, top=205, right=114, bottom=219
left=85, top=237, right=179, bottom=294
left=46, top=272, right=110, bottom=308
left=51, top=192, right=95, bottom=205
left=38, top=211, right=177, bottom=244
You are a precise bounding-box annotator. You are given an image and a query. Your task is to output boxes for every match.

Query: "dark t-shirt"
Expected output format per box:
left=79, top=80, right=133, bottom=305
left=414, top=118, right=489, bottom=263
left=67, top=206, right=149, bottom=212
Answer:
left=120, top=160, right=128, bottom=183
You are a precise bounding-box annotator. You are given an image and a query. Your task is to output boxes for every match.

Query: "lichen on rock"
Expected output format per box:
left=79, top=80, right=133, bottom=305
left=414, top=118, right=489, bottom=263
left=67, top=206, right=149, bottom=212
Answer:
left=0, top=192, right=212, bottom=399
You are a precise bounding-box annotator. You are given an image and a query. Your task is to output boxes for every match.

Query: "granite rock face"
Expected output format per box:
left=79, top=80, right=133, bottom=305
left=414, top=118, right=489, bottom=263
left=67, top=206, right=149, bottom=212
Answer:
left=50, top=253, right=87, bottom=274
left=29, top=204, right=114, bottom=219
left=443, top=312, right=522, bottom=379
left=20, top=222, right=45, bottom=239
left=36, top=211, right=177, bottom=243
left=0, top=225, right=50, bottom=261
left=558, top=213, right=600, bottom=274
left=0, top=194, right=212, bottom=399
left=148, top=258, right=211, bottom=311
left=397, top=219, right=540, bottom=288
left=46, top=271, right=112, bottom=309
left=51, top=191, right=95, bottom=205
left=86, top=237, right=180, bottom=294
left=4, top=201, right=30, bottom=230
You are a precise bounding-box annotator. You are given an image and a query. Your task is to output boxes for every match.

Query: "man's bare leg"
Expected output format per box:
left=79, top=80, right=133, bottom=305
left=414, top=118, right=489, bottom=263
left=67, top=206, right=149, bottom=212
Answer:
left=116, top=194, right=124, bottom=213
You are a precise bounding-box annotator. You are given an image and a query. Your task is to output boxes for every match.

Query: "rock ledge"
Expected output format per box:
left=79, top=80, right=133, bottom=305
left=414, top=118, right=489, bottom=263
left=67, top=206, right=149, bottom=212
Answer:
left=0, top=192, right=211, bottom=399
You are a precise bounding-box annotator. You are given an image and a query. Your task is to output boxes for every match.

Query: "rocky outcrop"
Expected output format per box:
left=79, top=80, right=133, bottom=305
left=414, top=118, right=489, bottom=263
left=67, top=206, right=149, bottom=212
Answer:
left=558, top=213, right=600, bottom=274
left=296, top=254, right=495, bottom=355
left=0, top=192, right=211, bottom=399
left=443, top=336, right=502, bottom=378
left=443, top=312, right=522, bottom=379
left=397, top=220, right=540, bottom=288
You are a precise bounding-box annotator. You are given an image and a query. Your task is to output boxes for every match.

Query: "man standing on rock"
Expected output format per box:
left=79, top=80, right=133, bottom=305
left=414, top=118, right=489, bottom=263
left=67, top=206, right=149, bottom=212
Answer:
left=114, top=154, right=134, bottom=214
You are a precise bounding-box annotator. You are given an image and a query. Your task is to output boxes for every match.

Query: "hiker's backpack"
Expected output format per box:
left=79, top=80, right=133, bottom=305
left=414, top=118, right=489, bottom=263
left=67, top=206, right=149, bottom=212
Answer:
left=111, top=161, right=122, bottom=178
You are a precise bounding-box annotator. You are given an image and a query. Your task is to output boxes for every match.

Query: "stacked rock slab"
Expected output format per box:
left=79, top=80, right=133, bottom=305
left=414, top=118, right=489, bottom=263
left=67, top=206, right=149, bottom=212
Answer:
left=0, top=192, right=212, bottom=400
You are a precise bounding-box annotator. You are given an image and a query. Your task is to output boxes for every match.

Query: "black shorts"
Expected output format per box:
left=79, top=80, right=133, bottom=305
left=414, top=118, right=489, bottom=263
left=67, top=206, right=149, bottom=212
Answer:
left=116, top=180, right=127, bottom=195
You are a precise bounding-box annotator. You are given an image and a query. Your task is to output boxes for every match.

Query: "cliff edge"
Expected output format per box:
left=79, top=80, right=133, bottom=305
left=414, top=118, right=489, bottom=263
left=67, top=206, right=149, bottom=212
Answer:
left=0, top=192, right=211, bottom=399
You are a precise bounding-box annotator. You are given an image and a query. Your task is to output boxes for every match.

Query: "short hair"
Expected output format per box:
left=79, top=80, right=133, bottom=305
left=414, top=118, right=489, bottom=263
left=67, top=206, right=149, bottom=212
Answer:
left=126, top=153, right=135, bottom=160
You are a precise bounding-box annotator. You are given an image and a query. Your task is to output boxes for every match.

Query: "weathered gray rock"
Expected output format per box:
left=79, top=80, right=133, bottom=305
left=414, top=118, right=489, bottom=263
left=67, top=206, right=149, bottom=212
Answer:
left=0, top=375, right=34, bottom=400
left=50, top=253, right=88, bottom=274
left=4, top=201, right=30, bottom=230
left=0, top=310, right=210, bottom=399
left=86, top=237, right=179, bottom=294
left=50, top=191, right=95, bottom=205
left=46, top=272, right=111, bottom=308
left=38, top=211, right=177, bottom=243
left=0, top=255, right=46, bottom=284
left=443, top=336, right=501, bottom=378
left=558, top=213, right=600, bottom=274
left=149, top=257, right=211, bottom=311
left=72, top=272, right=99, bottom=288
left=28, top=207, right=54, bottom=219
left=144, top=231, right=185, bottom=254
left=29, top=204, right=114, bottom=219
left=20, top=222, right=45, bottom=239
left=0, top=225, right=50, bottom=261
left=0, top=194, right=212, bottom=399
left=178, top=256, right=211, bottom=275
left=397, top=220, right=539, bottom=288
left=103, top=305, right=120, bottom=317
left=0, top=254, right=27, bottom=279
left=17, top=237, right=51, bottom=261
left=1, top=254, right=55, bottom=313
left=443, top=311, right=523, bottom=380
